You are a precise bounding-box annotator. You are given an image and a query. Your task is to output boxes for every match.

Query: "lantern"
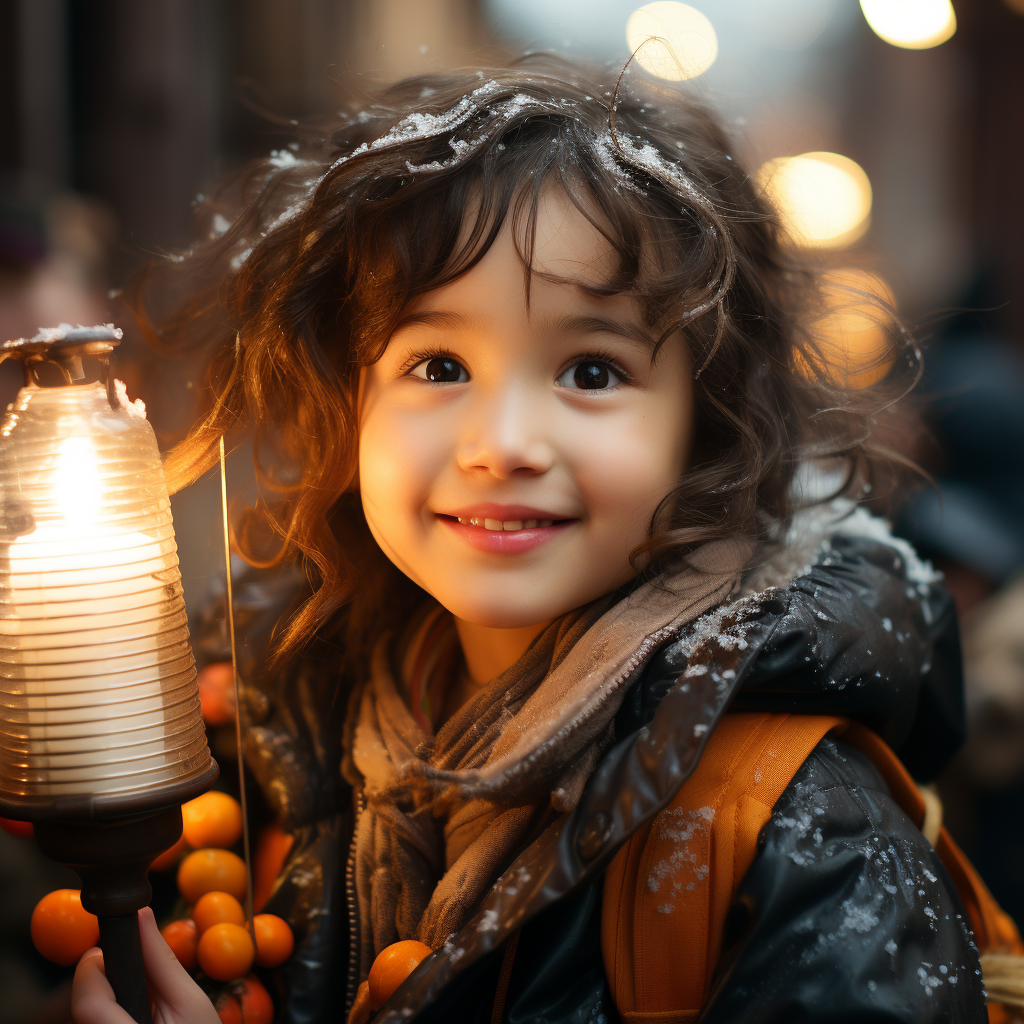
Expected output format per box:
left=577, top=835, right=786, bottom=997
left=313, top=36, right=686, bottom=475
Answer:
left=0, top=325, right=217, bottom=1023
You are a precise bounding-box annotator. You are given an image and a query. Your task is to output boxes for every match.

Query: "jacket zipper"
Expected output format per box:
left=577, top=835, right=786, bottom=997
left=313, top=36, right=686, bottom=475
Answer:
left=344, top=788, right=366, bottom=1016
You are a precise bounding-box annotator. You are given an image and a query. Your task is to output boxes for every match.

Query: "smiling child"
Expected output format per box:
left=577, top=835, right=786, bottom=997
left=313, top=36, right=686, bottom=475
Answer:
left=71, top=56, right=1021, bottom=1024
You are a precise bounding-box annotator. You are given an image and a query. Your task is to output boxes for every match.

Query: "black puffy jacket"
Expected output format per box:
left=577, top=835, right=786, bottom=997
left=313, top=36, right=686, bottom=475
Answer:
left=194, top=529, right=985, bottom=1024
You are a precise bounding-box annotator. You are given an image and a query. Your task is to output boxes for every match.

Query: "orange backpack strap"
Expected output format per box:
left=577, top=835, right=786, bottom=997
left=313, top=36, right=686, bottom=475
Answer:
left=601, top=712, right=844, bottom=1023
left=600, top=713, right=1024, bottom=1024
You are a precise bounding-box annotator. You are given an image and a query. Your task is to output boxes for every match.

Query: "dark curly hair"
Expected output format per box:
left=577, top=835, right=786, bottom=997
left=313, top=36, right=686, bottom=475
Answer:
left=129, top=55, right=917, bottom=669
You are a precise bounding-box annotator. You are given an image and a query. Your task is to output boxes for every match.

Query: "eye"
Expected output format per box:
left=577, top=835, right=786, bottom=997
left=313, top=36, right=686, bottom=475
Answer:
left=409, top=356, right=469, bottom=383
left=557, top=360, right=623, bottom=390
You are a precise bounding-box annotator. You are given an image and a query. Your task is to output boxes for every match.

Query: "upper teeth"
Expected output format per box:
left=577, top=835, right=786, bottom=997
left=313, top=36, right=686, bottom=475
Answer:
left=457, top=517, right=553, bottom=530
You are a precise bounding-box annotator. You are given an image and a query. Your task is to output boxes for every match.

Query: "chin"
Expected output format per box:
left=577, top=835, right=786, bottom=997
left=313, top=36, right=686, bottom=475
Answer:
left=441, top=590, right=571, bottom=630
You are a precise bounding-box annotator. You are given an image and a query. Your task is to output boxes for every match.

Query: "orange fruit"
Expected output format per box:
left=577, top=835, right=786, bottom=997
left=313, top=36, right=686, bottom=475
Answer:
left=150, top=833, right=189, bottom=872
left=237, top=975, right=274, bottom=1024
left=181, top=792, right=243, bottom=849
left=215, top=993, right=241, bottom=1024
left=198, top=663, right=236, bottom=727
left=177, top=848, right=248, bottom=904
left=197, top=922, right=254, bottom=982
left=252, top=913, right=294, bottom=967
left=161, top=918, right=198, bottom=972
left=253, top=824, right=293, bottom=912
left=0, top=816, right=33, bottom=839
left=193, top=891, right=245, bottom=934
left=31, top=889, right=100, bottom=966
left=368, top=939, right=432, bottom=1009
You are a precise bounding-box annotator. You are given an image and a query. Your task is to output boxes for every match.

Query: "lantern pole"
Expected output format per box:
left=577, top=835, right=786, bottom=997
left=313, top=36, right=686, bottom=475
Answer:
left=35, top=808, right=185, bottom=1023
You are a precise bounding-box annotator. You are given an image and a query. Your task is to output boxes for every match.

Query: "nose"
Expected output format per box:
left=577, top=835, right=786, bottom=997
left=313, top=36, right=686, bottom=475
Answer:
left=456, top=382, right=555, bottom=480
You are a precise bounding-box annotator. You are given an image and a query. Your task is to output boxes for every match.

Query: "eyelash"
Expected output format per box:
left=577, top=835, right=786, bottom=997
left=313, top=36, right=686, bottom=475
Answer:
left=397, top=346, right=460, bottom=378
left=398, top=347, right=635, bottom=385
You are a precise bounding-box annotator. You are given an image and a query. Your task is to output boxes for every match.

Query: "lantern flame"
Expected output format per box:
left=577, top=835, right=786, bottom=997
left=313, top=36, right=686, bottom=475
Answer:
left=54, top=437, right=101, bottom=524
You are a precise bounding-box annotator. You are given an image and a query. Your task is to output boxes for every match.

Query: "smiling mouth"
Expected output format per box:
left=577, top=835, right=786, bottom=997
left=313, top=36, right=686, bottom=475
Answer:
left=440, top=515, right=572, bottom=532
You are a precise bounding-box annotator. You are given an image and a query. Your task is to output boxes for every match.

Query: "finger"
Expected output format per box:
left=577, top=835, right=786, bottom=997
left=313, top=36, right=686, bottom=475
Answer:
left=136, top=908, right=191, bottom=994
left=71, top=948, right=136, bottom=1024
left=136, top=908, right=217, bottom=1021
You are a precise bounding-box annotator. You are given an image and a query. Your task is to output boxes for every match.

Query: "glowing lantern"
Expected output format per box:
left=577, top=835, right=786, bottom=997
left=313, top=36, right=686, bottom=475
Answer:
left=0, top=325, right=216, bottom=1023
left=626, top=2, right=718, bottom=81
left=759, top=151, right=873, bottom=250
left=860, top=0, right=956, bottom=50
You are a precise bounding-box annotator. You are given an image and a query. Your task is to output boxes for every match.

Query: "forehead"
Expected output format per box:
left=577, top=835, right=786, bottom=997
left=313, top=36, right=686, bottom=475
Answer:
left=410, top=184, right=632, bottom=321
left=526, top=185, right=621, bottom=289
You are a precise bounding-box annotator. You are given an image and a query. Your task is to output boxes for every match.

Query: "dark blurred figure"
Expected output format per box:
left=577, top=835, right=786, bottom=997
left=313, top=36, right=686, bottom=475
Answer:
left=898, top=327, right=1024, bottom=929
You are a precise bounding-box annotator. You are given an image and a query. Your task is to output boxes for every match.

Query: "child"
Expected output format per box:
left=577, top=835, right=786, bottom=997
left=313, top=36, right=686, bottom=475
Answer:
left=72, top=56, right=1019, bottom=1024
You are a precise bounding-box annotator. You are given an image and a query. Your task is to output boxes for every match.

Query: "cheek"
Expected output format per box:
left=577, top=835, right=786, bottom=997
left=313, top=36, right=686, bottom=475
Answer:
left=358, top=393, right=443, bottom=533
left=570, top=404, right=691, bottom=536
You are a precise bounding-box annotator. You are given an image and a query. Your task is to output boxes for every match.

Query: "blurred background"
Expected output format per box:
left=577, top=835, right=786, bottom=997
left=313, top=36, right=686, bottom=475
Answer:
left=2, top=1, right=1024, bottom=1020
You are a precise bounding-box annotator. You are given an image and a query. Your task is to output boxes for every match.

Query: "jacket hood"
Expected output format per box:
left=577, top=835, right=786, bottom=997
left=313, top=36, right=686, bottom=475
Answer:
left=620, top=502, right=963, bottom=782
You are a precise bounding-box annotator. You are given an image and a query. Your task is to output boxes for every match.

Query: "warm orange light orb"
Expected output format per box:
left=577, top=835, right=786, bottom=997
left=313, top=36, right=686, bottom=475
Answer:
left=759, top=152, right=873, bottom=250
left=802, top=269, right=898, bottom=388
left=860, top=0, right=956, bottom=49
left=626, top=3, right=718, bottom=81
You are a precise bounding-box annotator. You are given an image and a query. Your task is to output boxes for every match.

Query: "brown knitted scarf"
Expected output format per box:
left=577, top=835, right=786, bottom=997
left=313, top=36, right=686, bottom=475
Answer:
left=348, top=537, right=749, bottom=981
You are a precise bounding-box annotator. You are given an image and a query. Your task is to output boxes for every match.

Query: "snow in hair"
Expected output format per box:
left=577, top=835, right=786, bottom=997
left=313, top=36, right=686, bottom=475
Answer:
left=324, top=79, right=508, bottom=176
left=320, top=79, right=700, bottom=210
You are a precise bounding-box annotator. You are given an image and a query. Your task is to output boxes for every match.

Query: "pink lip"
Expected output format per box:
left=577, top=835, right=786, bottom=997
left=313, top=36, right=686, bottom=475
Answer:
left=440, top=517, right=573, bottom=554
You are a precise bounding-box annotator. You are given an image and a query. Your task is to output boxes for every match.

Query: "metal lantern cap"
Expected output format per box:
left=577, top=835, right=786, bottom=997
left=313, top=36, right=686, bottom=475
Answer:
left=2, top=322, right=123, bottom=392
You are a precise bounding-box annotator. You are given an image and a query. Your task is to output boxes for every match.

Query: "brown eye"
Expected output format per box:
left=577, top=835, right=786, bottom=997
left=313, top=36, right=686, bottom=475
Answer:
left=410, top=357, right=469, bottom=383
left=557, top=360, right=621, bottom=390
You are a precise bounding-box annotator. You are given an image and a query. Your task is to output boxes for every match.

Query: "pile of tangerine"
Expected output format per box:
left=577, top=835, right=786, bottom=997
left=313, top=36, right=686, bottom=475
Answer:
left=30, top=789, right=294, bottom=1024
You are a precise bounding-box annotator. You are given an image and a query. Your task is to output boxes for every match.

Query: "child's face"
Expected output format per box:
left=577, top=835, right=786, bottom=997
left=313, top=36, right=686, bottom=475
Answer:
left=358, top=187, right=693, bottom=630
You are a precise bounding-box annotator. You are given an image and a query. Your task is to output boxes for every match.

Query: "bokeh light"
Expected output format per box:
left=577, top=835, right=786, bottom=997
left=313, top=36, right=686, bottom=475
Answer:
left=859, top=0, right=956, bottom=50
left=625, top=3, right=718, bottom=81
left=813, top=269, right=897, bottom=388
left=759, top=151, right=873, bottom=249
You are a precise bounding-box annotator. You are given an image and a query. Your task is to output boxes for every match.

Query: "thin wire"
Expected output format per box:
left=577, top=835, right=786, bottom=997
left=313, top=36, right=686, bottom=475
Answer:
left=220, top=436, right=255, bottom=942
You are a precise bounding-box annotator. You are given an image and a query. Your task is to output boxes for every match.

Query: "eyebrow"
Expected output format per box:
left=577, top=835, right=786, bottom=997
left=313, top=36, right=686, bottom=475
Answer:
left=390, top=310, right=468, bottom=335
left=391, top=309, right=656, bottom=348
left=546, top=313, right=656, bottom=349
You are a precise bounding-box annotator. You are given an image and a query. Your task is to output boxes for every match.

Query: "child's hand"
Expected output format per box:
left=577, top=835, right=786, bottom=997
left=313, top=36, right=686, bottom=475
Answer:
left=71, top=907, right=219, bottom=1024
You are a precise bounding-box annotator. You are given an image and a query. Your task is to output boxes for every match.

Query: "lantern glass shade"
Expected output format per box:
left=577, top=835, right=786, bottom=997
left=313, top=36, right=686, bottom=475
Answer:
left=0, top=382, right=214, bottom=814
